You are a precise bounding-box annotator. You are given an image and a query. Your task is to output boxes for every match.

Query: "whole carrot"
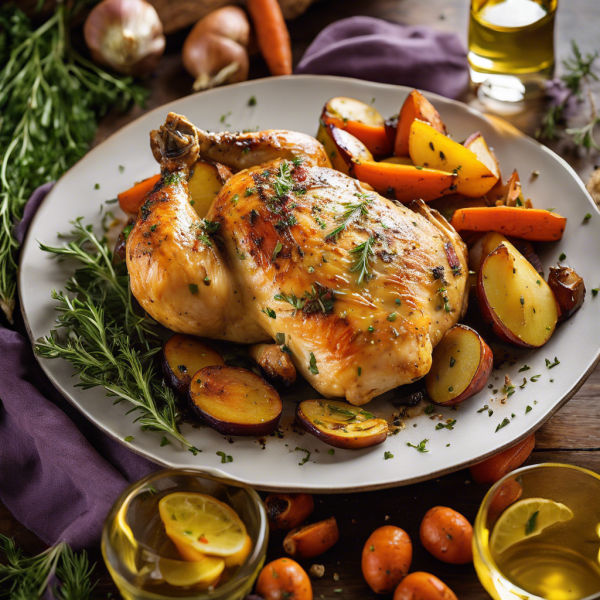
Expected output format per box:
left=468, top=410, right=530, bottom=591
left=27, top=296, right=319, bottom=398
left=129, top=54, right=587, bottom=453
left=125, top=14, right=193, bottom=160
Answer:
left=247, top=0, right=292, bottom=76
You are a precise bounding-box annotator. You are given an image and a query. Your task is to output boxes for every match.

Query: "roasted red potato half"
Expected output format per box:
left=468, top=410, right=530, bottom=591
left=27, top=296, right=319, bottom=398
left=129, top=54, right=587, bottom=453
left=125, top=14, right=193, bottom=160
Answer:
left=425, top=325, right=493, bottom=406
left=189, top=365, right=282, bottom=436
left=162, top=334, right=224, bottom=395
left=296, top=400, right=388, bottom=449
left=547, top=266, right=586, bottom=321
left=478, top=241, right=559, bottom=348
left=248, top=343, right=297, bottom=388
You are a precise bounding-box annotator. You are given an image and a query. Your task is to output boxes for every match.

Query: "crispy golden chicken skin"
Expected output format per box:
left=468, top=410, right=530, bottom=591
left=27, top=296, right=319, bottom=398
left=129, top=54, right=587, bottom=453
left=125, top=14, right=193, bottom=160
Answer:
left=127, top=113, right=468, bottom=405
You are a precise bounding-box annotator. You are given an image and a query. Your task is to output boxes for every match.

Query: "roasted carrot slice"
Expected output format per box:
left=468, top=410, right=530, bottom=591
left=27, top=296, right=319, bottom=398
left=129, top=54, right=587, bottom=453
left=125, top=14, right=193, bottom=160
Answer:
left=353, top=159, right=456, bottom=203
left=395, top=90, right=447, bottom=157
left=451, top=207, right=566, bottom=241
left=118, top=174, right=161, bottom=215
left=283, top=517, right=339, bottom=559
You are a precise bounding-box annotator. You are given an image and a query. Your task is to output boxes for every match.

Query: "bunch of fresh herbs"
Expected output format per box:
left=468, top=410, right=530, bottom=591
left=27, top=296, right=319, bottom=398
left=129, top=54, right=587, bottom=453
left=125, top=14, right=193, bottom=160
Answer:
left=0, top=3, right=147, bottom=322
left=34, top=219, right=198, bottom=452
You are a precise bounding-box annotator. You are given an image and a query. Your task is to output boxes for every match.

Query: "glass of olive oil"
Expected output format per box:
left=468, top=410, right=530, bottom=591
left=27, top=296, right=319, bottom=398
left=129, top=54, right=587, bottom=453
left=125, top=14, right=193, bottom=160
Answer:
left=468, top=0, right=558, bottom=102
left=102, top=469, right=268, bottom=600
left=473, top=463, right=600, bottom=600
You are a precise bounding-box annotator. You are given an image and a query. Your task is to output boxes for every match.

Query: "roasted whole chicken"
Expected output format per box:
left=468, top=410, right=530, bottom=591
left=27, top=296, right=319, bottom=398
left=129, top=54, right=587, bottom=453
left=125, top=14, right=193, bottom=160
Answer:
left=127, top=113, right=469, bottom=405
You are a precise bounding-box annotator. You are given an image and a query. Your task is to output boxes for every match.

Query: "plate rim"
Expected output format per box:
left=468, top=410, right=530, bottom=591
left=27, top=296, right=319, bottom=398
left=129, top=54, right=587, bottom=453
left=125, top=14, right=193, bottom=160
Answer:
left=18, top=74, right=600, bottom=493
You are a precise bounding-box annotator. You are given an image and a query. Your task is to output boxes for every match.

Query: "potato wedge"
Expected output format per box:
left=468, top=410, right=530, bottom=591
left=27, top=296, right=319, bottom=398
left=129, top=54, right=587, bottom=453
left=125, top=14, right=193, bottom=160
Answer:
left=425, top=325, right=493, bottom=406
left=296, top=399, right=388, bottom=449
left=548, top=266, right=586, bottom=321
left=478, top=241, right=558, bottom=348
left=188, top=160, right=234, bottom=219
left=189, top=365, right=282, bottom=436
left=321, top=97, right=392, bottom=155
left=162, top=334, right=224, bottom=395
left=248, top=343, right=297, bottom=387
left=353, top=159, right=456, bottom=203
left=395, top=90, right=447, bottom=156
left=468, top=232, right=509, bottom=274
left=316, top=123, right=373, bottom=176
left=464, top=132, right=500, bottom=181
left=409, top=121, right=499, bottom=197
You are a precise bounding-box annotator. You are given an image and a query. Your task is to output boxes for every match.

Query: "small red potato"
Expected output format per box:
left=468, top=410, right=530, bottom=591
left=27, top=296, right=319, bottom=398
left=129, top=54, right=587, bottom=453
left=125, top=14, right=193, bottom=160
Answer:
left=362, top=526, right=412, bottom=594
left=189, top=365, right=282, bottom=436
left=296, top=399, right=388, bottom=449
left=248, top=343, right=297, bottom=387
left=470, top=433, right=535, bottom=485
left=395, top=90, right=447, bottom=157
left=393, top=572, right=458, bottom=600
left=425, top=325, right=493, bottom=406
left=420, top=506, right=473, bottom=564
left=162, top=334, right=224, bottom=395
left=265, top=493, right=315, bottom=531
left=478, top=240, right=559, bottom=348
left=283, top=517, right=339, bottom=559
left=548, top=266, right=586, bottom=321
left=256, top=558, right=312, bottom=600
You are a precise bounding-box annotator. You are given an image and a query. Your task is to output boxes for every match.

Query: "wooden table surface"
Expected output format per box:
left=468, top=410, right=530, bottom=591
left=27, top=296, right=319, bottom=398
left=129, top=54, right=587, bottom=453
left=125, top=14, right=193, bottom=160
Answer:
left=3, top=0, right=600, bottom=598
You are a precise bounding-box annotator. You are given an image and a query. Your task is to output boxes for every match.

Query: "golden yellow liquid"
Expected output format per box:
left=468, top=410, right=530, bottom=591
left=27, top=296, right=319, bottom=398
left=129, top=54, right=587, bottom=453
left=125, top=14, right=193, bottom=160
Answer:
left=469, top=0, right=556, bottom=76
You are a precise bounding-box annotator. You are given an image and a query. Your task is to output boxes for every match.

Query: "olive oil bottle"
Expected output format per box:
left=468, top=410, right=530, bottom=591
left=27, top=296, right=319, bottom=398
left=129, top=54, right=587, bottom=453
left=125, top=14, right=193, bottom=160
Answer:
left=468, top=0, right=557, bottom=101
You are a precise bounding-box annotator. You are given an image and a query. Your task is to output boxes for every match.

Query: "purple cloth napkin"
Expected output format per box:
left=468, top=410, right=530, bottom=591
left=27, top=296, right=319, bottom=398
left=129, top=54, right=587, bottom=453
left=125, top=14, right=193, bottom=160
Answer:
left=295, top=16, right=469, bottom=99
left=0, top=183, right=158, bottom=550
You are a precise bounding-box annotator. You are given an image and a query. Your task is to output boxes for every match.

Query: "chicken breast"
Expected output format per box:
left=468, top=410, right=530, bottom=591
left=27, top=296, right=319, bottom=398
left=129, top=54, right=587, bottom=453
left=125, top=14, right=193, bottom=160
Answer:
left=127, top=113, right=469, bottom=405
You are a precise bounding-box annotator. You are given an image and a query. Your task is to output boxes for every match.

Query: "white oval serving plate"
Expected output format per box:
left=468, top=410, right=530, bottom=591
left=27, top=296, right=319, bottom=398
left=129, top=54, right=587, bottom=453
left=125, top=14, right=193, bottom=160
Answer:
left=19, top=75, right=600, bottom=492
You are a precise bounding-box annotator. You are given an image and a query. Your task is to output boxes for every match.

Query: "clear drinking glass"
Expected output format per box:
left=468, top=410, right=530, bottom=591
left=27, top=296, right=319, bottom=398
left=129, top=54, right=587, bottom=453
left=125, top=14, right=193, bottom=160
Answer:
left=468, top=0, right=558, bottom=102
left=102, top=469, right=268, bottom=600
left=473, top=463, right=600, bottom=600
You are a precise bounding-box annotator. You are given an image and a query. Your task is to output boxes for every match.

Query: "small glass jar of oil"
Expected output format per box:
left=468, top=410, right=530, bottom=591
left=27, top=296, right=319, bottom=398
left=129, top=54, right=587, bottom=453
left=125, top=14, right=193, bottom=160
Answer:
left=468, top=0, right=558, bottom=102
left=474, top=463, right=600, bottom=600
left=101, top=469, right=268, bottom=600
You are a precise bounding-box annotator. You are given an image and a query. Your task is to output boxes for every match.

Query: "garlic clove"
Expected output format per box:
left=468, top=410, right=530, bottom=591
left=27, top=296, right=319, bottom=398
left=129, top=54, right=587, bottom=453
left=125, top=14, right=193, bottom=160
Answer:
left=84, top=0, right=165, bottom=77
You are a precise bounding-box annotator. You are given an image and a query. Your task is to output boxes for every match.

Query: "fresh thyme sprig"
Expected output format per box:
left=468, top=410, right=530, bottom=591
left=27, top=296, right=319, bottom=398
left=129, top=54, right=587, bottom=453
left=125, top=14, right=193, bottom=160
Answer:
left=539, top=41, right=599, bottom=148
left=0, top=535, right=96, bottom=599
left=326, top=195, right=373, bottom=240
left=34, top=220, right=198, bottom=452
left=0, top=4, right=146, bottom=322
left=349, top=236, right=375, bottom=285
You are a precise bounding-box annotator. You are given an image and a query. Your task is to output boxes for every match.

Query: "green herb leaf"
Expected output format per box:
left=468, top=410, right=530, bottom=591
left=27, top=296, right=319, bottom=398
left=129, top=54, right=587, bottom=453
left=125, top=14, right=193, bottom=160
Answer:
left=525, top=510, right=539, bottom=535
left=349, top=236, right=375, bottom=285
left=407, top=439, right=429, bottom=452
left=384, top=451, right=394, bottom=460
left=308, top=352, right=319, bottom=375
left=295, top=447, right=311, bottom=465
left=495, top=417, right=510, bottom=432
left=262, top=307, right=276, bottom=319
left=216, top=451, right=233, bottom=463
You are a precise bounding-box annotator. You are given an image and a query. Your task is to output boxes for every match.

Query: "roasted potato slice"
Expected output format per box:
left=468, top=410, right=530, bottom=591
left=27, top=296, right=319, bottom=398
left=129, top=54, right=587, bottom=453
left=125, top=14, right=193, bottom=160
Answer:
left=425, top=325, right=493, bottom=406
left=188, top=160, right=233, bottom=219
left=296, top=400, right=388, bottom=449
left=395, top=89, right=447, bottom=156
left=162, top=334, right=224, bottom=395
left=478, top=241, right=559, bottom=348
left=316, top=123, right=373, bottom=176
left=189, top=365, right=282, bottom=436
left=464, top=132, right=500, bottom=181
left=469, top=232, right=509, bottom=274
left=409, top=121, right=499, bottom=197
left=248, top=343, right=297, bottom=387
left=548, top=266, right=586, bottom=321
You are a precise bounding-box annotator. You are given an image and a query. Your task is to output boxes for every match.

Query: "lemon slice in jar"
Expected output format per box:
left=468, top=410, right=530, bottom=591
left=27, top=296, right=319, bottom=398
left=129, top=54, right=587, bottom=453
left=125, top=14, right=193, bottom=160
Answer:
left=159, top=492, right=248, bottom=559
left=158, top=555, right=225, bottom=588
left=490, top=497, right=574, bottom=556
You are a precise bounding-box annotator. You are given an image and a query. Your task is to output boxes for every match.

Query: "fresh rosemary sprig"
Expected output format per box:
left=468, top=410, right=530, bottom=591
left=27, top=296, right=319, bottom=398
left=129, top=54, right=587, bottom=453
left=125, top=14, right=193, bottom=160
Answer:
left=326, top=195, right=373, bottom=240
left=34, top=219, right=198, bottom=452
left=0, top=4, right=146, bottom=322
left=349, top=236, right=375, bottom=285
left=0, top=535, right=96, bottom=599
left=539, top=41, right=599, bottom=148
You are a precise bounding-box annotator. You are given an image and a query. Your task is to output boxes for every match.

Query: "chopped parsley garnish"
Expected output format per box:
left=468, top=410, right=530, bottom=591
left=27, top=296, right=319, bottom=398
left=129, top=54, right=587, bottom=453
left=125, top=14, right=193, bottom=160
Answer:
left=248, top=96, right=257, bottom=106
left=384, top=451, right=394, bottom=460
left=438, top=287, right=451, bottom=312
left=358, top=366, right=362, bottom=377
left=559, top=252, right=566, bottom=261
left=593, top=288, right=599, bottom=297
left=275, top=332, right=286, bottom=345
left=519, top=378, right=527, bottom=389
left=519, top=365, right=531, bottom=372
left=245, top=187, right=255, bottom=196
left=495, top=417, right=510, bottom=432
left=526, top=405, right=533, bottom=413
left=160, top=436, right=170, bottom=447
left=275, top=283, right=336, bottom=315
left=272, top=241, right=283, bottom=261
left=530, top=374, right=541, bottom=382
left=436, top=419, right=456, bottom=431
left=407, top=439, right=429, bottom=452
left=308, top=352, right=319, bottom=374
left=584, top=213, right=592, bottom=223
left=424, top=405, right=436, bottom=415
left=387, top=312, right=397, bottom=322
left=545, top=357, right=560, bottom=368
left=450, top=356, right=456, bottom=367
left=262, top=307, right=276, bottom=319
left=124, top=436, right=134, bottom=442
left=231, top=194, right=239, bottom=206
left=295, top=447, right=311, bottom=465
left=217, top=451, right=233, bottom=463
left=349, top=236, right=375, bottom=285
left=188, top=283, right=199, bottom=295
left=329, top=449, right=335, bottom=455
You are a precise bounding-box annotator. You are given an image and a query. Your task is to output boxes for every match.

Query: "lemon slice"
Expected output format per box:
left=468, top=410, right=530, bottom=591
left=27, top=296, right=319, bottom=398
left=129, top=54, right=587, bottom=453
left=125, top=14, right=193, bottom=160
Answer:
left=490, top=497, right=574, bottom=555
left=159, top=492, right=247, bottom=558
left=223, top=534, right=253, bottom=568
left=159, top=555, right=224, bottom=587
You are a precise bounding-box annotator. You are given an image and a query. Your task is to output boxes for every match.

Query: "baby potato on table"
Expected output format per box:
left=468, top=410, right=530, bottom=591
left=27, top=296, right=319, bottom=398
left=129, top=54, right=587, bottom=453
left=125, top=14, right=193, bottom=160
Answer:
left=393, top=572, right=458, bottom=600
left=362, top=526, right=412, bottom=594
left=256, top=557, right=312, bottom=600
left=420, top=506, right=473, bottom=564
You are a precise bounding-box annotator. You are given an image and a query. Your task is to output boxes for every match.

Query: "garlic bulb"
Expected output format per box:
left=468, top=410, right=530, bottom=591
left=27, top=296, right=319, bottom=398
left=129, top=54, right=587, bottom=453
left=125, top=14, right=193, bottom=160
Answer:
left=84, top=0, right=165, bottom=77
